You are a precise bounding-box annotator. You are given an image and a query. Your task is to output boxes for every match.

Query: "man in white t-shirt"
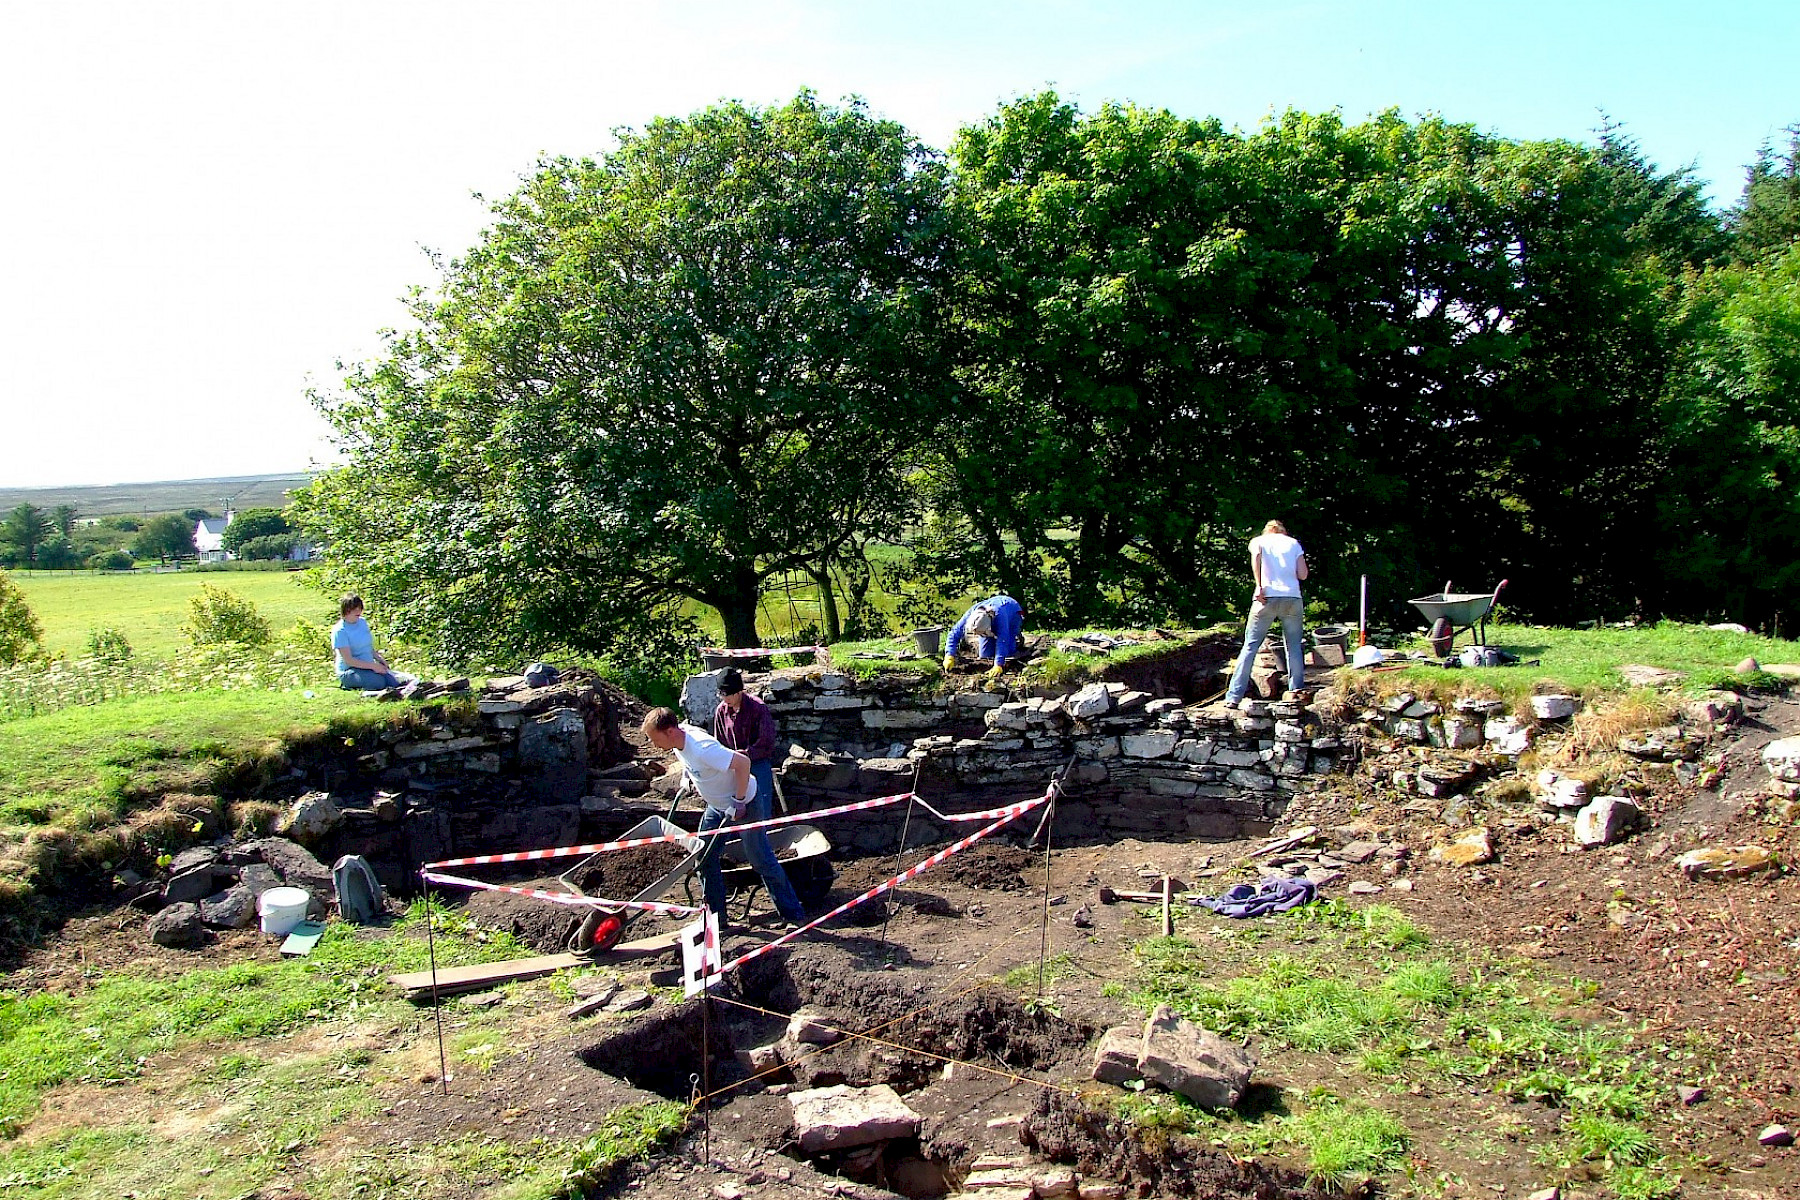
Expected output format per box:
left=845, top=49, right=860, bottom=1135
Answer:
left=1223, top=520, right=1309, bottom=709
left=641, top=707, right=805, bottom=930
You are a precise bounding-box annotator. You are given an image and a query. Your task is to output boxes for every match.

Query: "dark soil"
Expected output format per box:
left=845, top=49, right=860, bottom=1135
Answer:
left=1024, top=1090, right=1324, bottom=1200
left=464, top=884, right=584, bottom=953
left=944, top=843, right=1039, bottom=892
left=575, top=843, right=694, bottom=900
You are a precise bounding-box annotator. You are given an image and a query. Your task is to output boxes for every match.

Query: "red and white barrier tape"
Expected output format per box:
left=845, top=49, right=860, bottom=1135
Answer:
left=417, top=871, right=704, bottom=916
left=699, top=645, right=828, bottom=659
left=423, top=787, right=1035, bottom=872
left=709, top=788, right=1051, bottom=979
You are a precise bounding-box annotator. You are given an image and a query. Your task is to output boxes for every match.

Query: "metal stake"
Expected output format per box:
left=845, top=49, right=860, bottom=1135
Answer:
left=1035, top=767, right=1067, bottom=998
left=421, top=872, right=449, bottom=1096
left=879, top=763, right=922, bottom=948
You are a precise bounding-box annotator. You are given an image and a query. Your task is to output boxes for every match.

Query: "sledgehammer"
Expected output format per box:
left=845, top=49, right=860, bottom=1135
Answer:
left=1097, top=881, right=1186, bottom=905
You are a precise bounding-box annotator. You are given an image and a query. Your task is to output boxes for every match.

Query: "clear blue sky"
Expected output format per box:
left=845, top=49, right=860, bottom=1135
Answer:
left=1, top=0, right=1794, bottom=489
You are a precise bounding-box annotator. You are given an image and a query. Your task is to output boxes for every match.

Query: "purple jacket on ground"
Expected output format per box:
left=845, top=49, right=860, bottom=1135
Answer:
left=713, top=692, right=779, bottom=763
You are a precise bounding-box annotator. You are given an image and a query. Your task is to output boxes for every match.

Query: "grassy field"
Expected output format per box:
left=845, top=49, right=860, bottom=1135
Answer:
left=10, top=569, right=335, bottom=659
left=1365, top=620, right=1800, bottom=703
left=0, top=472, right=314, bottom=518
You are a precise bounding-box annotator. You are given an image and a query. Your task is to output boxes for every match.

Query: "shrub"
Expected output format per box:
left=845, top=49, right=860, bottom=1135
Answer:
left=0, top=571, right=43, bottom=666
left=86, top=550, right=135, bottom=572
left=238, top=533, right=301, bottom=561
left=85, top=628, right=132, bottom=664
left=183, top=585, right=272, bottom=647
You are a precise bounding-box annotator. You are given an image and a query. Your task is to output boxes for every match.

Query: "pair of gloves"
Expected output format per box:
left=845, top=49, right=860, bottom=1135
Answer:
left=942, top=653, right=1004, bottom=681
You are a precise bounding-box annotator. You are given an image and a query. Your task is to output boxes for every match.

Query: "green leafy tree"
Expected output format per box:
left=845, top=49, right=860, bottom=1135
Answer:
left=50, top=505, right=77, bottom=538
left=1731, top=125, right=1800, bottom=264
left=87, top=549, right=134, bottom=571
left=4, top=505, right=50, bottom=566
left=132, top=513, right=195, bottom=563
left=238, top=533, right=301, bottom=561
left=182, top=508, right=215, bottom=523
left=0, top=569, right=43, bottom=665
left=301, top=92, right=951, bottom=657
left=220, top=508, right=290, bottom=555
left=183, top=585, right=271, bottom=647
left=1654, top=242, right=1800, bottom=626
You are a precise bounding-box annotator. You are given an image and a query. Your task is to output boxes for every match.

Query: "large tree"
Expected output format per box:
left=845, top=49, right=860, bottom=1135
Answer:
left=301, top=93, right=950, bottom=660
left=221, top=507, right=290, bottom=556
left=132, top=513, right=194, bottom=563
left=3, top=505, right=49, bottom=566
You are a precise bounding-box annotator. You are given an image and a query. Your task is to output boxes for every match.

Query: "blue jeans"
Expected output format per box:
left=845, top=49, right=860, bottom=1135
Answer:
left=697, top=760, right=806, bottom=924
left=338, top=667, right=403, bottom=690
left=1225, top=596, right=1305, bottom=703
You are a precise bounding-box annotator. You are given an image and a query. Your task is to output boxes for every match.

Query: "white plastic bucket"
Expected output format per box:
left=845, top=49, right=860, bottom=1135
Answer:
left=258, top=886, right=311, bottom=936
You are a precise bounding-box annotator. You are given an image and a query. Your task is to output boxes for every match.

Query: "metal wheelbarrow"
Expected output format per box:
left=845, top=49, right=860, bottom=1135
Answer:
left=1409, top=579, right=1508, bottom=656
left=559, top=813, right=705, bottom=954
left=716, top=823, right=835, bottom=922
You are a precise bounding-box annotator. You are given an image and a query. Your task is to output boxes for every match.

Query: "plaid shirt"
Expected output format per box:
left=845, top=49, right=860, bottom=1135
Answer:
left=712, top=692, right=779, bottom=763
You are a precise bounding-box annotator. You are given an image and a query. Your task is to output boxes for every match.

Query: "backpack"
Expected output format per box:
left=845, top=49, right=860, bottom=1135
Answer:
left=332, top=855, right=386, bottom=924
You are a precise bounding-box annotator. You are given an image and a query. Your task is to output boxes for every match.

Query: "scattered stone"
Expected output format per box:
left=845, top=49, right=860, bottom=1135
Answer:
left=1430, top=828, right=1495, bottom=867
left=566, top=982, right=622, bottom=1018
left=1574, top=796, right=1641, bottom=848
left=1030, top=1166, right=1079, bottom=1198
left=1676, top=846, right=1774, bottom=879
left=1534, top=771, right=1589, bottom=810
left=1620, top=728, right=1700, bottom=761
left=788, top=1083, right=922, bottom=1153
left=167, top=846, right=220, bottom=876
left=1091, top=1027, right=1143, bottom=1087
left=1079, top=1187, right=1125, bottom=1200
left=1758, top=1124, right=1794, bottom=1148
left=1709, top=622, right=1749, bottom=633
left=968, top=1155, right=1025, bottom=1172
left=735, top=1042, right=784, bottom=1075
left=1736, top=656, right=1762, bottom=675
left=199, top=884, right=257, bottom=929
left=162, top=865, right=218, bottom=905
left=787, top=1009, right=843, bottom=1045
left=1684, top=692, right=1743, bottom=726
left=962, top=1169, right=1034, bottom=1191
left=461, top=991, right=503, bottom=1009
left=1484, top=715, right=1533, bottom=755
left=1676, top=1085, right=1705, bottom=1106
left=984, top=1114, right=1024, bottom=1129
left=1416, top=761, right=1477, bottom=799
left=1763, top=737, right=1800, bottom=784
left=243, top=838, right=334, bottom=900
left=1530, top=694, right=1578, bottom=720
left=1135, top=1004, right=1254, bottom=1110
left=279, top=792, right=344, bottom=844
left=147, top=902, right=204, bottom=948
left=1620, top=664, right=1685, bottom=688
left=1347, top=881, right=1382, bottom=895
left=238, top=863, right=281, bottom=898
left=1525, top=1189, right=1560, bottom=1200
left=604, top=989, right=653, bottom=1013
left=1337, top=840, right=1380, bottom=864
left=1390, top=879, right=1415, bottom=892
left=714, top=1184, right=745, bottom=1200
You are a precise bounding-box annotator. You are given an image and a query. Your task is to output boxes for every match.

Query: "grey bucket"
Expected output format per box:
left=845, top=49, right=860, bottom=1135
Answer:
left=911, top=627, right=945, bottom=658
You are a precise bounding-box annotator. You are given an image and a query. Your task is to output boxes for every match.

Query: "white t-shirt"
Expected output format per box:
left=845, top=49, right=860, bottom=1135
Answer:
left=673, top=723, right=758, bottom=811
left=1250, top=533, right=1305, bottom=598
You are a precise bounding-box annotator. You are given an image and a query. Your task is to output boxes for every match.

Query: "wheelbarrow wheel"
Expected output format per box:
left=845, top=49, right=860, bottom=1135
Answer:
left=1428, top=617, right=1454, bottom=658
left=576, top=909, right=625, bottom=953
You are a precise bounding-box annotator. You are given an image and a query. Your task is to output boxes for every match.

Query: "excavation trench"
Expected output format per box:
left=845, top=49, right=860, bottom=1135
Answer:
left=576, top=943, right=1317, bottom=1200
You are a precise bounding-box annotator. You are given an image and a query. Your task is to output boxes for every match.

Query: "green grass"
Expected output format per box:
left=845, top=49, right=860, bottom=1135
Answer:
left=1114, top=907, right=1679, bottom=1194
left=0, top=903, right=524, bottom=1137
left=11, top=568, right=335, bottom=659
left=1362, top=620, right=1800, bottom=704
left=0, top=688, right=369, bottom=833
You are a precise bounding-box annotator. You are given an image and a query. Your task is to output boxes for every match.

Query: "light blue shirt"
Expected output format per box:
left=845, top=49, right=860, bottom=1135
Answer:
left=332, top=617, right=376, bottom=674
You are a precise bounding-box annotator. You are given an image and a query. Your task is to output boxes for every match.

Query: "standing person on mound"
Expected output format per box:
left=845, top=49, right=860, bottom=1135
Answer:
left=331, top=594, right=410, bottom=691
left=641, top=706, right=807, bottom=932
left=1222, top=521, right=1309, bottom=710
left=941, top=595, right=1024, bottom=681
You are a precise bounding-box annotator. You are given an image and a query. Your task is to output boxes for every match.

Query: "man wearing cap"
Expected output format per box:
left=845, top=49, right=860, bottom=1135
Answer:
left=941, top=595, right=1024, bottom=681
left=644, top=690, right=807, bottom=931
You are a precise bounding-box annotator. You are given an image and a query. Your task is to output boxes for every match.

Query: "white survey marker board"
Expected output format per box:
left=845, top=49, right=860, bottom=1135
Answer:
left=680, top=910, right=722, bottom=996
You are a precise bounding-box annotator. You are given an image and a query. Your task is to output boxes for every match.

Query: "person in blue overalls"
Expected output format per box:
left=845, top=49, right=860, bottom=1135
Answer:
left=941, top=595, right=1024, bottom=681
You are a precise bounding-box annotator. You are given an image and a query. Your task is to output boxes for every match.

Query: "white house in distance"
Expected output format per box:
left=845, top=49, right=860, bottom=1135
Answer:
left=194, top=513, right=232, bottom=562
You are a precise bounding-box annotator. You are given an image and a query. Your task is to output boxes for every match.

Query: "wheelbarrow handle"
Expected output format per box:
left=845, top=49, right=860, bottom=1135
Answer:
left=1493, top=579, right=1508, bottom=601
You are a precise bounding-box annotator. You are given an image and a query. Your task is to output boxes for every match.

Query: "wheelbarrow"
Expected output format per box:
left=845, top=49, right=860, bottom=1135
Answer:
left=1410, top=580, right=1508, bottom=656
left=716, top=823, right=835, bottom=922
left=559, top=813, right=705, bottom=954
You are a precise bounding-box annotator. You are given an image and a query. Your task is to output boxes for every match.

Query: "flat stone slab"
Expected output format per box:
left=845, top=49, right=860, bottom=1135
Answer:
left=789, top=1083, right=922, bottom=1154
left=1137, top=1004, right=1254, bottom=1110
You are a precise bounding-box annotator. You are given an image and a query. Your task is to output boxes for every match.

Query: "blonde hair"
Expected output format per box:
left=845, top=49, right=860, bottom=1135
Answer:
left=1263, top=520, right=1287, bottom=535
left=641, top=707, right=680, bottom=738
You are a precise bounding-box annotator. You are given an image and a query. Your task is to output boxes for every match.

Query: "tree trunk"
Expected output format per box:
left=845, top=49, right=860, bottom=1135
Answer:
left=811, top=566, right=842, bottom=642
left=716, top=562, right=764, bottom=648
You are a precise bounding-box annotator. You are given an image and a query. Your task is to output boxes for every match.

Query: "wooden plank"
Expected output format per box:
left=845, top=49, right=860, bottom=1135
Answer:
left=388, top=931, right=681, bottom=999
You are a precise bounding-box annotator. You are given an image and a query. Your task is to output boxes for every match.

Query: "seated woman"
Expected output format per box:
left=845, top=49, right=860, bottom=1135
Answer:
left=331, top=594, right=409, bottom=690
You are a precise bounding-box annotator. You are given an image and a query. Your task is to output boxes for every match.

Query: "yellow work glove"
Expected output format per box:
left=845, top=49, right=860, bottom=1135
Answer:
left=984, top=665, right=1004, bottom=681
left=942, top=654, right=956, bottom=672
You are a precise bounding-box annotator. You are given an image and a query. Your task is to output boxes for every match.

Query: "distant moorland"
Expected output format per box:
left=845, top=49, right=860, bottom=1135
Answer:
left=0, top=473, right=316, bottom=518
